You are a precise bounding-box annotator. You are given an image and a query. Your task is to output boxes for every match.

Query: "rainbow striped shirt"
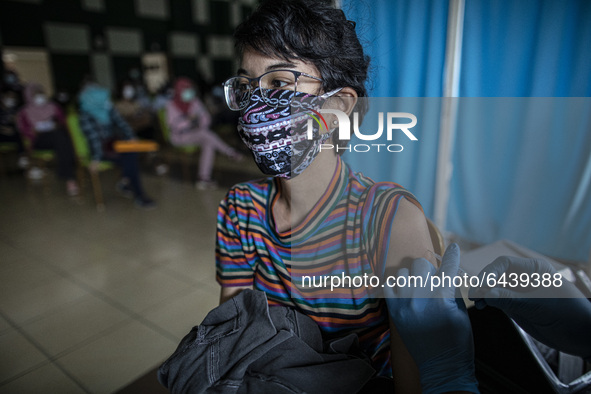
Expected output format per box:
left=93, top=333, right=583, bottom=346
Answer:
left=215, top=156, right=421, bottom=376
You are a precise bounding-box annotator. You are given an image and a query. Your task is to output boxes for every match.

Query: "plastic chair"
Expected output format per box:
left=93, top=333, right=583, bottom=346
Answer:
left=157, top=108, right=199, bottom=182
left=66, top=112, right=115, bottom=211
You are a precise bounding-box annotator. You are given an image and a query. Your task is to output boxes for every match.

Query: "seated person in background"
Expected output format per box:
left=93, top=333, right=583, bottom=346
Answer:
left=2, top=69, right=24, bottom=97
left=152, top=82, right=173, bottom=112
left=52, top=88, right=75, bottom=115
left=165, top=77, right=243, bottom=190
left=16, top=82, right=79, bottom=196
left=114, top=80, right=156, bottom=140
left=126, top=67, right=152, bottom=108
left=0, top=88, right=27, bottom=168
left=78, top=83, right=155, bottom=209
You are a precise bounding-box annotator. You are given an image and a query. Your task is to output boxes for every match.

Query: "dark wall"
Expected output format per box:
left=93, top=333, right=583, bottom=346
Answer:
left=0, top=0, right=254, bottom=94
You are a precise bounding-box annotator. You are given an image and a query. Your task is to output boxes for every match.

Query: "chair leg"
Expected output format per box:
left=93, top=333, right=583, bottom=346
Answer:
left=77, top=165, right=85, bottom=196
left=89, top=170, right=105, bottom=211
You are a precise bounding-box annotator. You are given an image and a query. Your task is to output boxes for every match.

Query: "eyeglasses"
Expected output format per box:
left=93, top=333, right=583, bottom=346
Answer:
left=223, top=69, right=324, bottom=111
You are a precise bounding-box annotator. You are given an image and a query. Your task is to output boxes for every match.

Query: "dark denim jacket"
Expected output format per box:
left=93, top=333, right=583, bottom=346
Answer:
left=158, top=289, right=378, bottom=393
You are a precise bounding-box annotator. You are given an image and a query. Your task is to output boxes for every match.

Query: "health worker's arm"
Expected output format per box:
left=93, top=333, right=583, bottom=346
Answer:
left=385, top=244, right=479, bottom=394
left=386, top=202, right=479, bottom=393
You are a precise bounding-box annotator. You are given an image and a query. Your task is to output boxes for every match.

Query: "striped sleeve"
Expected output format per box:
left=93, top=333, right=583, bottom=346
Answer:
left=361, top=183, right=422, bottom=277
left=215, top=188, right=255, bottom=287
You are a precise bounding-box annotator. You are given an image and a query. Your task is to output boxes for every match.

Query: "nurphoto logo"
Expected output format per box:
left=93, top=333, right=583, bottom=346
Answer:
left=306, top=109, right=418, bottom=153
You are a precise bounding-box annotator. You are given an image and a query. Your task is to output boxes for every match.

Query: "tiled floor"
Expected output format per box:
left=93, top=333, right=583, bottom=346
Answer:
left=0, top=164, right=258, bottom=393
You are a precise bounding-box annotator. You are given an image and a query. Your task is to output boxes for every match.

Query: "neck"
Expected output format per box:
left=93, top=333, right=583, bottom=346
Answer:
left=273, top=151, right=339, bottom=232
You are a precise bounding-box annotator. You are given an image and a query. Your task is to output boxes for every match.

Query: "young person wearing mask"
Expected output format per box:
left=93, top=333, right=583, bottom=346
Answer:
left=212, top=0, right=446, bottom=392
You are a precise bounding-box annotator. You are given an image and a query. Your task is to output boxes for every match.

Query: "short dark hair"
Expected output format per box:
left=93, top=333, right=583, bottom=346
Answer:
left=233, top=0, right=370, bottom=153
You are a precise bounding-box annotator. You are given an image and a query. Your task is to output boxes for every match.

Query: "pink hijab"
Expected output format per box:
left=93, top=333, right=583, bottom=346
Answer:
left=22, top=82, right=59, bottom=125
left=172, top=78, right=194, bottom=115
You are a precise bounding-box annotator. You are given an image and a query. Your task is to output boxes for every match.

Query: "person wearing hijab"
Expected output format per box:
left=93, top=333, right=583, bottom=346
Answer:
left=78, top=83, right=155, bottom=209
left=16, top=82, right=79, bottom=196
left=165, top=77, right=243, bottom=190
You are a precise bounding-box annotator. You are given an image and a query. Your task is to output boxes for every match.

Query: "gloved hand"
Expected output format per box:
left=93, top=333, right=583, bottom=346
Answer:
left=468, top=256, right=591, bottom=360
left=384, top=243, right=479, bottom=394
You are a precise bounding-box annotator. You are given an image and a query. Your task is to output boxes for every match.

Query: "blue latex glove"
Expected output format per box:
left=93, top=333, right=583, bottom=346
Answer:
left=468, top=256, right=591, bottom=360
left=384, top=243, right=479, bottom=394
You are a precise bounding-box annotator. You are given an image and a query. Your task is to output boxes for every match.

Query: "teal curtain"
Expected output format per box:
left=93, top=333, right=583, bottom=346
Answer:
left=341, top=0, right=449, bottom=218
left=448, top=0, right=591, bottom=261
left=342, top=0, right=591, bottom=262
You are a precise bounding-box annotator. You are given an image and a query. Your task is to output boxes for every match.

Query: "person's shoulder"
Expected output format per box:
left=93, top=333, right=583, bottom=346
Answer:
left=370, top=181, right=422, bottom=214
left=367, top=181, right=415, bottom=198
left=222, top=178, right=274, bottom=205
left=347, top=164, right=413, bottom=199
left=347, top=166, right=421, bottom=212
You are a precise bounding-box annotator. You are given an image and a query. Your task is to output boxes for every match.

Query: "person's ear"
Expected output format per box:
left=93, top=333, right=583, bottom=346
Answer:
left=324, top=87, right=358, bottom=116
left=322, top=87, right=358, bottom=129
left=336, top=87, right=358, bottom=117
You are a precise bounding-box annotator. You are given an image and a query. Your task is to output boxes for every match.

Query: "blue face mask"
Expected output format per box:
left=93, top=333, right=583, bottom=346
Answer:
left=181, top=89, right=195, bottom=102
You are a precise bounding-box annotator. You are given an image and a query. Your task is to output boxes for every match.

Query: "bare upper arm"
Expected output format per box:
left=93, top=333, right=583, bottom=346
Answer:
left=385, top=197, right=437, bottom=275
left=219, top=286, right=252, bottom=305
left=386, top=197, right=437, bottom=393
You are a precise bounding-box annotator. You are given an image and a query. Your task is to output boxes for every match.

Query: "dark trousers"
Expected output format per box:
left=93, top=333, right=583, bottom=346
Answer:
left=104, top=152, right=146, bottom=198
left=32, top=129, right=76, bottom=180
